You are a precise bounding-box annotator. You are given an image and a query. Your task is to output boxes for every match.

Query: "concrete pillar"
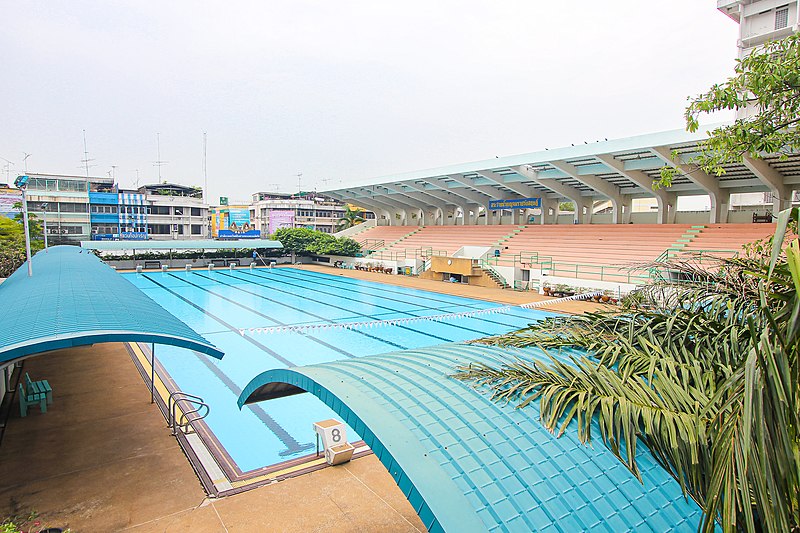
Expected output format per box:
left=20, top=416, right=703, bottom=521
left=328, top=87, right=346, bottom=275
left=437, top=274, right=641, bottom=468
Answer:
left=709, top=191, right=731, bottom=224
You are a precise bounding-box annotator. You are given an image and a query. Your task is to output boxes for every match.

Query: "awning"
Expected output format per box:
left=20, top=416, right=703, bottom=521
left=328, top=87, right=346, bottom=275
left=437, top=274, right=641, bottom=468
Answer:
left=240, top=343, right=703, bottom=533
left=80, top=239, right=282, bottom=252
left=0, top=246, right=224, bottom=366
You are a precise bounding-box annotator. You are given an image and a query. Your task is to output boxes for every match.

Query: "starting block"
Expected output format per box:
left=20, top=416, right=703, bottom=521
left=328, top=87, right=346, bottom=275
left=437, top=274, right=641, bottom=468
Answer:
left=313, top=419, right=355, bottom=466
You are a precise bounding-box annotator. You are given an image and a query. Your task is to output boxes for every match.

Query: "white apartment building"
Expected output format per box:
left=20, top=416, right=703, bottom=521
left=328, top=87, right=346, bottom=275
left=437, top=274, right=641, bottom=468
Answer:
left=137, top=183, right=209, bottom=240
left=250, top=192, right=374, bottom=235
left=718, top=0, right=798, bottom=58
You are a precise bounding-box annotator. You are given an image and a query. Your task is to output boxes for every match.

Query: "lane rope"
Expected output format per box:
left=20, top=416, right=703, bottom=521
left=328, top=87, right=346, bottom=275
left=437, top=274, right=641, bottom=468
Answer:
left=239, top=292, right=602, bottom=336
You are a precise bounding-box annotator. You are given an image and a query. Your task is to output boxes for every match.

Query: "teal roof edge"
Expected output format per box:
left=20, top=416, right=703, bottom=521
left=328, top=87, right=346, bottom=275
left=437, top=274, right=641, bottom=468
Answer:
left=0, top=246, right=223, bottom=365
left=238, top=367, right=486, bottom=533
left=239, top=343, right=705, bottom=532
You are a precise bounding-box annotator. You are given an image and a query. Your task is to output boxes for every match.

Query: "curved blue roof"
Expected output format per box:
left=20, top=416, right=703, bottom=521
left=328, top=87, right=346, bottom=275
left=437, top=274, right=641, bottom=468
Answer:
left=240, top=343, right=704, bottom=532
left=0, top=246, right=223, bottom=365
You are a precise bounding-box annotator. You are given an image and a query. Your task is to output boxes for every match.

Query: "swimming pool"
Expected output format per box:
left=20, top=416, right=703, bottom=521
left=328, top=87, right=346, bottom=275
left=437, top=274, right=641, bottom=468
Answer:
left=124, top=267, right=550, bottom=477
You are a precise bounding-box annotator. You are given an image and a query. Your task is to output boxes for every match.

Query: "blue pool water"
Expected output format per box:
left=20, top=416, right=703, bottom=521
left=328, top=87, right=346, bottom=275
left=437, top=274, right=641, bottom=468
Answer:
left=125, top=267, right=550, bottom=472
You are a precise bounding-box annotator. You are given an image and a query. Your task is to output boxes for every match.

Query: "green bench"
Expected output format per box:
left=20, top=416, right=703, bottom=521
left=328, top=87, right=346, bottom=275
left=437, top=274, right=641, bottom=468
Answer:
left=19, top=372, right=52, bottom=417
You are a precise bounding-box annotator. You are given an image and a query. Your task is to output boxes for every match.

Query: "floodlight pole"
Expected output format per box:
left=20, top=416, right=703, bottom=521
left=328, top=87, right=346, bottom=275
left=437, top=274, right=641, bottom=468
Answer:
left=20, top=187, right=33, bottom=276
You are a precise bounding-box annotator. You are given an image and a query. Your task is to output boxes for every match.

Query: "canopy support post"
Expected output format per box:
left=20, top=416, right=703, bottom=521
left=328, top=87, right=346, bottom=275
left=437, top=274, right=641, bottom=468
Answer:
left=150, top=343, right=155, bottom=404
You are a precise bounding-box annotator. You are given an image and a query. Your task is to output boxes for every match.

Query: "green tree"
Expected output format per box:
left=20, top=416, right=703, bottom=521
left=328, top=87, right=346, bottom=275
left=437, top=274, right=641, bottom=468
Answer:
left=657, top=33, right=800, bottom=188
left=454, top=212, right=800, bottom=532
left=336, top=206, right=365, bottom=231
left=0, top=214, right=43, bottom=277
left=272, top=227, right=362, bottom=259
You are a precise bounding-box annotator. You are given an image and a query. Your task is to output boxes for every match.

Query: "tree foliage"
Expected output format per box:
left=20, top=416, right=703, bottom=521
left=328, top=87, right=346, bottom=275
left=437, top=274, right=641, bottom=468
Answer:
left=0, top=208, right=44, bottom=277
left=657, top=33, right=800, bottom=188
left=454, top=211, right=800, bottom=532
left=336, top=206, right=365, bottom=230
left=271, top=227, right=361, bottom=257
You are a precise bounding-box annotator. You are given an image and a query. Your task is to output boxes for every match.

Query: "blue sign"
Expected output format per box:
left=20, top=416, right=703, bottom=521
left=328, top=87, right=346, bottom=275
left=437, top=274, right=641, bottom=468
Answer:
left=120, top=231, right=148, bottom=240
left=92, top=234, right=115, bottom=241
left=488, top=197, right=541, bottom=211
left=218, top=229, right=261, bottom=239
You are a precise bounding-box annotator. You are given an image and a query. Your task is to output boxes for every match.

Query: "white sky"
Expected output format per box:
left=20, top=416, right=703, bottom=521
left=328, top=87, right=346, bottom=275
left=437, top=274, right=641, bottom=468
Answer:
left=1, top=1, right=739, bottom=203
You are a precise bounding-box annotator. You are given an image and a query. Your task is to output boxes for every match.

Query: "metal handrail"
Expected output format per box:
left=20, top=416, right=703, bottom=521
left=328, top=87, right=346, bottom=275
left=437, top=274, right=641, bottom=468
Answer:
left=168, top=391, right=210, bottom=436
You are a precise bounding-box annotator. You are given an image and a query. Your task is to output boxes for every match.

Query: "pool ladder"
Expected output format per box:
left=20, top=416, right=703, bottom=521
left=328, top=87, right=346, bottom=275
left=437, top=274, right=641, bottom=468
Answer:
left=168, top=391, right=210, bottom=436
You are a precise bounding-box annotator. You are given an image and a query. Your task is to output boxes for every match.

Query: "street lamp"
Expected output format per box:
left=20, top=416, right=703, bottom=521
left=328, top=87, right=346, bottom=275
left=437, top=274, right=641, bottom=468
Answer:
left=40, top=202, right=49, bottom=252
left=14, top=175, right=32, bottom=276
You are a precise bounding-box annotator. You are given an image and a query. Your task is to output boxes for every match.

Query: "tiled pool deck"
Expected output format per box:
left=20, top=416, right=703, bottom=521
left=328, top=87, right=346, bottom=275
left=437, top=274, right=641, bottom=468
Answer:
left=0, top=265, right=605, bottom=531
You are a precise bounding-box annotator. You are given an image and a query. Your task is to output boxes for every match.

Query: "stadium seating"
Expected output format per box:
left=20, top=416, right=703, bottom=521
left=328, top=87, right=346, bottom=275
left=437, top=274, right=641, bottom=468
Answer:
left=673, top=223, right=777, bottom=258
left=370, top=225, right=521, bottom=257
left=494, top=224, right=692, bottom=267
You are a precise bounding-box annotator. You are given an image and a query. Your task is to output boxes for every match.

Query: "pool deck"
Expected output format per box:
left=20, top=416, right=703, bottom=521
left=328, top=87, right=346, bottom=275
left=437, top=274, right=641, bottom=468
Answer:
left=0, top=266, right=604, bottom=531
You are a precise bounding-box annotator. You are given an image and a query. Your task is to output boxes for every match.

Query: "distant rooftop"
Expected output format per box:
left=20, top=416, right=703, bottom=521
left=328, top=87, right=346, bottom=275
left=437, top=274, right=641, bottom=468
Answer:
left=138, top=183, right=203, bottom=198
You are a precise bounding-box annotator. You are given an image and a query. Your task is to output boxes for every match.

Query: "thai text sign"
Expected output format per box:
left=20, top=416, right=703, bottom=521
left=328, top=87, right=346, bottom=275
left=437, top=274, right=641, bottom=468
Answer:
left=488, top=197, right=541, bottom=211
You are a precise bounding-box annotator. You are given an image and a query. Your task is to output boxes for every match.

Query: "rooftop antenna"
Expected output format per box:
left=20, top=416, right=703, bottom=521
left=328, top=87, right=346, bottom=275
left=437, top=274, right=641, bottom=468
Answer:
left=0, top=157, right=14, bottom=183
left=23, top=152, right=32, bottom=174
left=81, top=130, right=94, bottom=177
left=202, top=132, right=208, bottom=203
left=153, top=132, right=168, bottom=182
left=134, top=169, right=141, bottom=188
left=296, top=172, right=303, bottom=195
left=110, top=165, right=117, bottom=181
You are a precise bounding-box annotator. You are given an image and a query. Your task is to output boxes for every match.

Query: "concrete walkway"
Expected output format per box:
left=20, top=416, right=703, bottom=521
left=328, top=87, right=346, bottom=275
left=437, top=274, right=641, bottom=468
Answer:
left=0, top=345, right=424, bottom=532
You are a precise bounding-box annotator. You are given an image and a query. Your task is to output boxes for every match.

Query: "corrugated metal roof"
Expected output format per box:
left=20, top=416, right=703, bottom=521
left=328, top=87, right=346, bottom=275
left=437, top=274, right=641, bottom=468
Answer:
left=0, top=246, right=224, bottom=365
left=240, top=343, right=703, bottom=533
left=80, top=239, right=283, bottom=252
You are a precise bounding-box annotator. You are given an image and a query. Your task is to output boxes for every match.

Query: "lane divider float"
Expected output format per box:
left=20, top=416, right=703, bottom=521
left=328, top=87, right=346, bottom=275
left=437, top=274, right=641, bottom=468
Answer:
left=239, top=292, right=602, bottom=336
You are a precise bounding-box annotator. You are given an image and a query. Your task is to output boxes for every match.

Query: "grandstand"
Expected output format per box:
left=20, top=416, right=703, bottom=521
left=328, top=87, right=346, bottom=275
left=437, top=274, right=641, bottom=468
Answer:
left=352, top=222, right=778, bottom=286
left=361, top=225, right=520, bottom=258
left=669, top=223, right=777, bottom=259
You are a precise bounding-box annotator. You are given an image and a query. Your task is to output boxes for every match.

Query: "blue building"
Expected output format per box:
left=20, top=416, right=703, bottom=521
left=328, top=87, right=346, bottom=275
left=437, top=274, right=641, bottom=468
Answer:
left=89, top=191, right=148, bottom=240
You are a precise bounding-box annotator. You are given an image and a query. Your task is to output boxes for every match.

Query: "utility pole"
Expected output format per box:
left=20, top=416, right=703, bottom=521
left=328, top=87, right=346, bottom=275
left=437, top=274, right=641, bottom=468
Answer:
left=14, top=174, right=33, bottom=276
left=22, top=152, right=32, bottom=173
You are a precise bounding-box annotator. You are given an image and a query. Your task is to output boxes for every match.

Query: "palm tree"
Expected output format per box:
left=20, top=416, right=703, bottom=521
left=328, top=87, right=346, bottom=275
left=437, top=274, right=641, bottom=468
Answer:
left=336, top=206, right=365, bottom=231
left=454, top=210, right=800, bottom=533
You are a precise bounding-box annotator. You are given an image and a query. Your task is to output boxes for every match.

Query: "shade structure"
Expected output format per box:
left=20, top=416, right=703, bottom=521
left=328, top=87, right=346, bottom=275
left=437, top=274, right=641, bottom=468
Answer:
left=240, top=343, right=704, bottom=533
left=80, top=238, right=283, bottom=252
left=0, top=246, right=224, bottom=366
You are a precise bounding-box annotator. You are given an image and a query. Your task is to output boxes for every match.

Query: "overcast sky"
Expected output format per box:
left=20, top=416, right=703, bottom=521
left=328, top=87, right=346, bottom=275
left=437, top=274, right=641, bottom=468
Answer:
left=1, top=1, right=739, bottom=203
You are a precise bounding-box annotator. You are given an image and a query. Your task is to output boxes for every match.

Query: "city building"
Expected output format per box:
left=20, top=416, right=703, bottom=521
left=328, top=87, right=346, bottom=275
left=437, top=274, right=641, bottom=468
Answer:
left=13, top=174, right=209, bottom=242
left=718, top=0, right=798, bottom=62
left=21, top=173, right=113, bottom=243
left=137, top=183, right=208, bottom=240
left=249, top=192, right=374, bottom=235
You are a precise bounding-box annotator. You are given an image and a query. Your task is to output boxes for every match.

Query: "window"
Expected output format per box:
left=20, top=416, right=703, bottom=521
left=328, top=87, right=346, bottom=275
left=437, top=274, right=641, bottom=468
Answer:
left=60, top=202, right=88, bottom=213
left=148, top=205, right=170, bottom=215
left=191, top=207, right=201, bottom=216
left=174, top=207, right=183, bottom=216
left=191, top=224, right=203, bottom=235
left=148, top=224, right=172, bottom=234
left=56, top=225, right=83, bottom=235
left=776, top=6, right=789, bottom=29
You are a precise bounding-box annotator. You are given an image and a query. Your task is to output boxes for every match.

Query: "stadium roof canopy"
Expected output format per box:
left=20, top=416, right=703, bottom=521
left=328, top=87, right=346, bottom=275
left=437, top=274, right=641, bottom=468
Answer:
left=240, top=343, right=704, bottom=532
left=0, top=246, right=224, bottom=367
left=80, top=239, right=283, bottom=252
left=322, top=125, right=799, bottom=225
